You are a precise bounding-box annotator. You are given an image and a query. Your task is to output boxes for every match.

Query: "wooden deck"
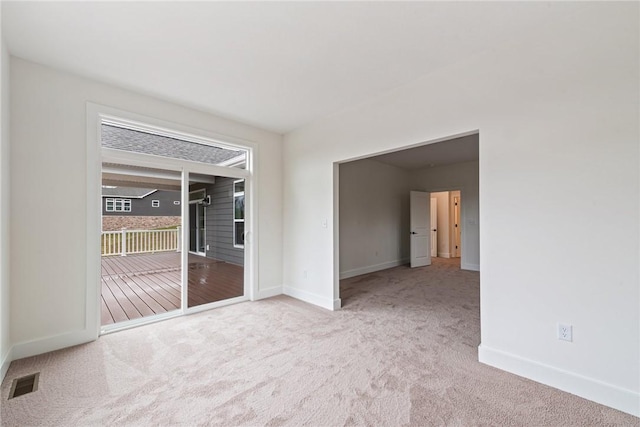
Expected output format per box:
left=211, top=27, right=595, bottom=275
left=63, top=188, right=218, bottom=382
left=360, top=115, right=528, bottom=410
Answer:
left=101, top=252, right=244, bottom=326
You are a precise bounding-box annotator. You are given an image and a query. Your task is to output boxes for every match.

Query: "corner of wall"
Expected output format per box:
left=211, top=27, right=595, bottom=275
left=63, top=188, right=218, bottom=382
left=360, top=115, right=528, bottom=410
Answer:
left=255, top=286, right=283, bottom=300
left=1, top=345, right=13, bottom=381
left=0, top=17, right=13, bottom=382
left=283, top=285, right=339, bottom=311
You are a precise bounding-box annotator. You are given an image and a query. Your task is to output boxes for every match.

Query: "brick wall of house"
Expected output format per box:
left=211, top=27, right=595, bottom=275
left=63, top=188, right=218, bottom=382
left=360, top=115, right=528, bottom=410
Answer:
left=102, top=216, right=181, bottom=231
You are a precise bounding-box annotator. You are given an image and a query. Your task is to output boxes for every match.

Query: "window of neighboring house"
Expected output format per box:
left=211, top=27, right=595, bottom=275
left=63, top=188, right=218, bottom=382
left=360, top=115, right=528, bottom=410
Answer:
left=173, top=201, right=180, bottom=205
left=105, top=198, right=131, bottom=212
left=152, top=200, right=160, bottom=208
left=233, top=180, right=245, bottom=248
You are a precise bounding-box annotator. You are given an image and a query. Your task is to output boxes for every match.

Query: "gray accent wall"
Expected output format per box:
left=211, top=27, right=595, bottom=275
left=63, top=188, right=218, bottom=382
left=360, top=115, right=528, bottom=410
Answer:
left=102, top=190, right=181, bottom=217
left=200, top=177, right=244, bottom=266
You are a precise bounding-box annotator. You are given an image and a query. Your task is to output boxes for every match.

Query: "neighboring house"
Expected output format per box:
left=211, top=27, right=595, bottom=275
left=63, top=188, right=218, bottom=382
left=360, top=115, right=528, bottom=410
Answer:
left=101, top=187, right=181, bottom=217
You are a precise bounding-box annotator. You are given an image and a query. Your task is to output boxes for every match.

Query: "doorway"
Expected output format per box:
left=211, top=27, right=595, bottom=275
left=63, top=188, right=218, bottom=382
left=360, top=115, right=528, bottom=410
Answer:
left=429, top=190, right=462, bottom=260
left=93, top=109, right=253, bottom=332
left=189, top=189, right=207, bottom=255
left=336, top=131, right=479, bottom=305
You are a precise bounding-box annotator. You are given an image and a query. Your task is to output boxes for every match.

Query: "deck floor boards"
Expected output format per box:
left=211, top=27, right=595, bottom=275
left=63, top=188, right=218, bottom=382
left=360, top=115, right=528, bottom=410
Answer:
left=101, top=252, right=243, bottom=326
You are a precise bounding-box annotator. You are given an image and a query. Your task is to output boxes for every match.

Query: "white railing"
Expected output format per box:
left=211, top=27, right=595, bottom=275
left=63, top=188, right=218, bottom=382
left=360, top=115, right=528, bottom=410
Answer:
left=101, top=227, right=182, bottom=256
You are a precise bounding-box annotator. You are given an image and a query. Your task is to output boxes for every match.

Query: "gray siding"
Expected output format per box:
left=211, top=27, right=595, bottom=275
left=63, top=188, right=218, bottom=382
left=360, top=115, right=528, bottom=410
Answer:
left=200, top=177, right=244, bottom=266
left=102, top=190, right=181, bottom=216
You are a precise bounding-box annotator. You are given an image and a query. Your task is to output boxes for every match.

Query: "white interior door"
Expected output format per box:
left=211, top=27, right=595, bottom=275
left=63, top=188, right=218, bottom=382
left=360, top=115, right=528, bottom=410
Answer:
left=430, top=197, right=437, bottom=257
left=410, top=191, right=431, bottom=268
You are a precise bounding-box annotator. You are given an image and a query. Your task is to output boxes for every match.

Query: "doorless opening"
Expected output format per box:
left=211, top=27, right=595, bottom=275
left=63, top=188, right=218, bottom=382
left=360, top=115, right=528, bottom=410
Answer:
left=335, top=131, right=479, bottom=305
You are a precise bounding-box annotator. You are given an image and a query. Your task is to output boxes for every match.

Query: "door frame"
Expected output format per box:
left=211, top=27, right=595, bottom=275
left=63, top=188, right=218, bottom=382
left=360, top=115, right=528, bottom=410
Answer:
left=87, top=103, right=258, bottom=337
left=188, top=189, right=207, bottom=256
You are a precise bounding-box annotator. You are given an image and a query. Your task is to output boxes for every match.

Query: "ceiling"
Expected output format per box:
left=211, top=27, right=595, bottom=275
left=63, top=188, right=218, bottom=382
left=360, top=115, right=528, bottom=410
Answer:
left=370, top=133, right=478, bottom=170
left=2, top=2, right=585, bottom=134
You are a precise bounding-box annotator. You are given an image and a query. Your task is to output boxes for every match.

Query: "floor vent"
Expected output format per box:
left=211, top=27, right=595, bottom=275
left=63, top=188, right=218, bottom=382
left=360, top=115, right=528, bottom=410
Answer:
left=8, top=373, right=40, bottom=399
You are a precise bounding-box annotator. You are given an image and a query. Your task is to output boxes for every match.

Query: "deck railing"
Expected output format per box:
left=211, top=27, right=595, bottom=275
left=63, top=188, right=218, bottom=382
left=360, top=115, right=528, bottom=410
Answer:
left=101, top=227, right=182, bottom=256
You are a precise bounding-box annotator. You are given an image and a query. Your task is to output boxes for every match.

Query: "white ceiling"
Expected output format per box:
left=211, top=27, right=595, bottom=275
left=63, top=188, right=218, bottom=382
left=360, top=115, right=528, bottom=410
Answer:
left=2, top=1, right=584, bottom=134
left=370, top=133, right=478, bottom=170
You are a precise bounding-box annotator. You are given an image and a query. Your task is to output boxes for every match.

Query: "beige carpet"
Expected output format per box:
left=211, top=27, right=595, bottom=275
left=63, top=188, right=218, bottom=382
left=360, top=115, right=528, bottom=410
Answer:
left=1, top=258, right=637, bottom=426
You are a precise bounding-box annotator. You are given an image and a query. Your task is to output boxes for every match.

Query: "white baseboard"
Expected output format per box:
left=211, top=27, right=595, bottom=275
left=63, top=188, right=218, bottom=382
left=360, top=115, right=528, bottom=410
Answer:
left=478, top=344, right=640, bottom=417
left=255, top=286, right=282, bottom=300
left=461, top=262, right=480, bottom=271
left=340, top=258, right=409, bottom=280
left=438, top=252, right=451, bottom=258
left=12, top=329, right=96, bottom=361
left=1, top=345, right=13, bottom=382
left=283, top=286, right=340, bottom=311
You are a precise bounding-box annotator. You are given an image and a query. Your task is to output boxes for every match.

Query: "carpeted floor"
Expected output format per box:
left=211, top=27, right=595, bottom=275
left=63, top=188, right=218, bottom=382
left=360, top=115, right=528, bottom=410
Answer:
left=1, top=258, right=637, bottom=426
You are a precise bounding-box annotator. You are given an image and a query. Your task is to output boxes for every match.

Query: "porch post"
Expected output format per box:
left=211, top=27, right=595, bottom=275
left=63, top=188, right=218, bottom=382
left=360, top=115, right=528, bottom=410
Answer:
left=176, top=226, right=182, bottom=253
left=121, top=228, right=127, bottom=256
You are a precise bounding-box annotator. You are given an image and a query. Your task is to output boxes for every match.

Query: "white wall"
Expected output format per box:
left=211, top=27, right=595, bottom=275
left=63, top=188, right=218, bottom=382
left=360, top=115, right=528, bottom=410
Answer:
left=411, top=161, right=479, bottom=270
left=339, top=158, right=410, bottom=279
left=0, top=14, right=11, bottom=380
left=9, top=58, right=283, bottom=357
left=283, top=3, right=639, bottom=416
left=431, top=191, right=450, bottom=258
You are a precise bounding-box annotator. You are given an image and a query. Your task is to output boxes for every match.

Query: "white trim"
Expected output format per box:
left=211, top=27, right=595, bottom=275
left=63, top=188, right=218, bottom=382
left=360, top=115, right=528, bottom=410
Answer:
left=101, top=310, right=182, bottom=335
left=283, top=286, right=341, bottom=311
left=478, top=344, right=640, bottom=417
left=181, top=171, right=189, bottom=312
left=461, top=263, right=480, bottom=271
left=332, top=163, right=342, bottom=309
left=185, top=295, right=249, bottom=315
left=340, top=259, right=409, bottom=280
left=255, top=286, right=282, bottom=300
left=1, top=346, right=13, bottom=382
left=86, top=104, right=102, bottom=343
left=11, top=329, right=96, bottom=361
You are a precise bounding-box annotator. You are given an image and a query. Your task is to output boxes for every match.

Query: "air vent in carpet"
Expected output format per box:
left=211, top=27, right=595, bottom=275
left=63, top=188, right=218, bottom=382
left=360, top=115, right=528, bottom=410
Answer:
left=8, top=373, right=39, bottom=399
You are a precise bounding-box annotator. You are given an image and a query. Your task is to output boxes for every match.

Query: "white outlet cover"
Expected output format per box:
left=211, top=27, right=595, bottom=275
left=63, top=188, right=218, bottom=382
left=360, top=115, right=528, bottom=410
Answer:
left=558, top=323, right=573, bottom=342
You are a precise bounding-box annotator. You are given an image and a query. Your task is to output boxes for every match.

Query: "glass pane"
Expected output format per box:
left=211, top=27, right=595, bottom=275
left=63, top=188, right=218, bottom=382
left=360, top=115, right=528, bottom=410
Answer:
left=188, top=175, right=244, bottom=308
left=235, top=222, right=245, bottom=246
left=101, top=163, right=182, bottom=328
left=234, top=195, right=245, bottom=220
left=102, top=124, right=247, bottom=168
left=234, top=181, right=244, bottom=193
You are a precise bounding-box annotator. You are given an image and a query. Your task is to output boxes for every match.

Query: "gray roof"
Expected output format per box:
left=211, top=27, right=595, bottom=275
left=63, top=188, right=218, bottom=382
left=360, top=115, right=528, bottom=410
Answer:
left=101, top=125, right=245, bottom=165
left=102, top=187, right=157, bottom=198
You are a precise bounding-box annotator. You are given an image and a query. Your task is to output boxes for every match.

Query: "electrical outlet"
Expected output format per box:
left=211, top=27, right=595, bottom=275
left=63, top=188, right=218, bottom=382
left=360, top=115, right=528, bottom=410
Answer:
left=558, top=323, right=573, bottom=342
